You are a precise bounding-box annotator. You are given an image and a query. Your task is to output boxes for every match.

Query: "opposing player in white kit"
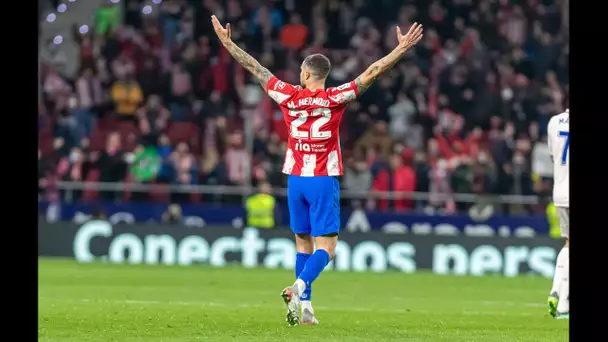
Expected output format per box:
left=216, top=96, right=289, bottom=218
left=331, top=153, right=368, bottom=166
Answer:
left=546, top=109, right=569, bottom=319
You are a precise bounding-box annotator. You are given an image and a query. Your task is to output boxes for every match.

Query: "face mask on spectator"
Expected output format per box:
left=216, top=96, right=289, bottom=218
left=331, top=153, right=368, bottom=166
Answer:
left=69, top=152, right=80, bottom=163
left=478, top=153, right=488, bottom=164
left=68, top=97, right=78, bottom=109
left=125, top=153, right=135, bottom=164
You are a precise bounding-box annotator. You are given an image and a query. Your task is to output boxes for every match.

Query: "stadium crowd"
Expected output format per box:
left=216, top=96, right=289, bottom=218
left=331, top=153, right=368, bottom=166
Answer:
left=38, top=0, right=569, bottom=214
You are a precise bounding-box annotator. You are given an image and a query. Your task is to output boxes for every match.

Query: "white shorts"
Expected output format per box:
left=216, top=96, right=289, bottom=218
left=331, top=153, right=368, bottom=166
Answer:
left=556, top=207, right=569, bottom=238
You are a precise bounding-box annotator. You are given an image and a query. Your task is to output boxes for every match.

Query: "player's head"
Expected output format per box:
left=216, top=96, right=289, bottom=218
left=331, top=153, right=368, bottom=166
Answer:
left=300, top=54, right=331, bottom=88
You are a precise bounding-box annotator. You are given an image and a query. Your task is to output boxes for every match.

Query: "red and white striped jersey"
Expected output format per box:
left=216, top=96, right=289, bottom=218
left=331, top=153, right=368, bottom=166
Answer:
left=265, top=76, right=358, bottom=177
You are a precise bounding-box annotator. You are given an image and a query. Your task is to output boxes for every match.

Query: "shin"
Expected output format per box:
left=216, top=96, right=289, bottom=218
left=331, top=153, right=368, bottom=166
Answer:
left=295, top=234, right=337, bottom=294
left=295, top=234, right=314, bottom=302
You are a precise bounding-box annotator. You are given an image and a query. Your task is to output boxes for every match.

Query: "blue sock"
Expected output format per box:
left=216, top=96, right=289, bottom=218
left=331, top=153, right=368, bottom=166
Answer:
left=298, top=249, right=330, bottom=289
left=295, top=252, right=312, bottom=301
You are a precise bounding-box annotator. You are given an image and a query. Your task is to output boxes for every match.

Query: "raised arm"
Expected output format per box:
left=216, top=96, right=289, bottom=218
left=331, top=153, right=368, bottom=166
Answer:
left=355, top=23, right=424, bottom=95
left=211, top=15, right=273, bottom=88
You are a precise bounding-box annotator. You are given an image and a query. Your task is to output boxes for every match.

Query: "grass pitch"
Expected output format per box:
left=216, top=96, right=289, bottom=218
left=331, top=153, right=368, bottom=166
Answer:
left=39, top=258, right=568, bottom=341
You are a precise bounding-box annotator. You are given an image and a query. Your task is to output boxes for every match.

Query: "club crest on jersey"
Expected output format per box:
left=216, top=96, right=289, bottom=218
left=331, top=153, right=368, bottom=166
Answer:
left=275, top=81, right=286, bottom=90
left=336, top=83, right=350, bottom=90
left=329, top=93, right=345, bottom=103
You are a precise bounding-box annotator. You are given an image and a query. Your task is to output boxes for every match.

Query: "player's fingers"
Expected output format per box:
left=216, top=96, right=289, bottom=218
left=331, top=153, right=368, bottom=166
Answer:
left=412, top=29, right=422, bottom=41
left=211, top=15, right=221, bottom=29
left=408, top=22, right=418, bottom=35
left=226, top=23, right=232, bottom=38
left=396, top=26, right=402, bottom=37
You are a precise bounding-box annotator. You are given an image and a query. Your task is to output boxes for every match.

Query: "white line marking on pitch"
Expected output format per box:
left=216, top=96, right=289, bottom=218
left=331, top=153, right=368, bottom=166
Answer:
left=480, top=300, right=544, bottom=308
left=40, top=298, right=536, bottom=316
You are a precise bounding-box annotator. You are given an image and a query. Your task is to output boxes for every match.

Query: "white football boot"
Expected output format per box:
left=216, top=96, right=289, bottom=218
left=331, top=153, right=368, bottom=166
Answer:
left=280, top=286, right=301, bottom=326
left=301, top=307, right=319, bottom=325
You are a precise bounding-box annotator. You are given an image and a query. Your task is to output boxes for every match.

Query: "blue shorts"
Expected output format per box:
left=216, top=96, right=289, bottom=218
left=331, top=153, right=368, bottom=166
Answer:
left=287, top=175, right=340, bottom=237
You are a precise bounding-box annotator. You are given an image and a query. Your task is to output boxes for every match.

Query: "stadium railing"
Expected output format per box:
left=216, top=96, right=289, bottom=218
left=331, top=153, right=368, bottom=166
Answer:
left=48, top=181, right=541, bottom=205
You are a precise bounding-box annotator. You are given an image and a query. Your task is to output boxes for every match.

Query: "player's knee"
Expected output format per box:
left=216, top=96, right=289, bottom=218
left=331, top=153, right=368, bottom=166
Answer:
left=564, top=238, right=569, bottom=248
left=316, top=247, right=336, bottom=260
left=321, top=232, right=338, bottom=238
left=315, top=233, right=338, bottom=259
left=295, top=233, right=312, bottom=240
left=295, top=233, right=314, bottom=253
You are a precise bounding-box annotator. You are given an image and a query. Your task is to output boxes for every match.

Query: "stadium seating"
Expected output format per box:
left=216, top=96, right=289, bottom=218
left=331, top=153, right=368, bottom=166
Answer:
left=38, top=0, right=569, bottom=212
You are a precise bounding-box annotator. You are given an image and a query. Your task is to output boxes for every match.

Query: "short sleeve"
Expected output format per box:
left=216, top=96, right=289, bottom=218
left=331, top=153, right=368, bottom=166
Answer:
left=327, top=81, right=359, bottom=104
left=265, top=76, right=300, bottom=105
left=547, top=118, right=554, bottom=156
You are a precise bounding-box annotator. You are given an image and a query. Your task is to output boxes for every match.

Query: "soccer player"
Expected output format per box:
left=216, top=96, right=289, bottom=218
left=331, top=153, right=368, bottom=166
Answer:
left=211, top=15, right=423, bottom=326
left=546, top=109, right=569, bottom=319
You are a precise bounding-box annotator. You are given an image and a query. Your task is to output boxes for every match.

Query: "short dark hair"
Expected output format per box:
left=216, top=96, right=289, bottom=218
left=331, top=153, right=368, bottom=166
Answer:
left=91, top=208, right=106, bottom=220
left=303, top=54, right=331, bottom=80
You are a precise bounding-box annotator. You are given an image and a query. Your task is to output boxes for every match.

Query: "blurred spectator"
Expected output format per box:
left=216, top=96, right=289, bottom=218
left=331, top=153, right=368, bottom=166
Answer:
left=39, top=149, right=50, bottom=196
left=43, top=66, right=71, bottom=113
left=111, top=68, right=143, bottom=121
left=428, top=158, right=455, bottom=214
left=280, top=13, right=308, bottom=50
left=170, top=143, right=198, bottom=203
left=249, top=4, right=283, bottom=37
left=167, top=63, right=193, bottom=121
left=40, top=39, right=67, bottom=75
left=74, top=68, right=103, bottom=143
left=225, top=132, right=250, bottom=187
left=371, top=154, right=416, bottom=212
left=138, top=57, right=163, bottom=97
left=137, top=94, right=171, bottom=142
left=205, top=91, right=230, bottom=118
left=450, top=156, right=474, bottom=212
left=95, top=2, right=121, bottom=37
left=246, top=182, right=276, bottom=229
left=388, top=92, right=417, bottom=142
left=130, top=144, right=161, bottom=201
left=200, top=145, right=227, bottom=202
left=162, top=204, right=183, bottom=224
left=472, top=151, right=497, bottom=196
left=97, top=132, right=128, bottom=201
left=412, top=151, right=431, bottom=209
left=90, top=208, right=107, bottom=221
left=111, top=52, right=136, bottom=80
left=54, top=96, right=79, bottom=146
left=57, top=147, right=90, bottom=201
left=343, top=159, right=373, bottom=208
left=159, top=0, right=184, bottom=48
left=354, top=121, right=393, bottom=160
left=156, top=134, right=174, bottom=183
left=201, top=145, right=225, bottom=184
left=71, top=26, right=98, bottom=72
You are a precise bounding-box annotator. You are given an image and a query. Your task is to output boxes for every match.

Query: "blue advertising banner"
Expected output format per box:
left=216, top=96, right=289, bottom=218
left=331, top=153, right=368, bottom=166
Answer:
left=38, top=201, right=549, bottom=237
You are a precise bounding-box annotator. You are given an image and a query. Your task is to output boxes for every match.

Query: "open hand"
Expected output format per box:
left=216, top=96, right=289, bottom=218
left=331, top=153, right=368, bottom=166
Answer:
left=396, top=22, right=423, bottom=51
left=211, top=15, right=232, bottom=44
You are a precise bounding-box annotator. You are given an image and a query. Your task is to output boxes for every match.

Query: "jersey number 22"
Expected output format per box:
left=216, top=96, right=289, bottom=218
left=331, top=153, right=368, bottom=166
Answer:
left=289, top=108, right=332, bottom=139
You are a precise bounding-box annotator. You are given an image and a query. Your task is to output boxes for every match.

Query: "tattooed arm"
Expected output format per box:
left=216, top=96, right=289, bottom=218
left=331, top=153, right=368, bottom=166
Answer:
left=211, top=15, right=273, bottom=88
left=355, top=48, right=410, bottom=95
left=355, top=23, right=424, bottom=95
left=222, top=40, right=274, bottom=88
